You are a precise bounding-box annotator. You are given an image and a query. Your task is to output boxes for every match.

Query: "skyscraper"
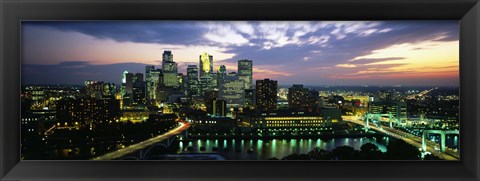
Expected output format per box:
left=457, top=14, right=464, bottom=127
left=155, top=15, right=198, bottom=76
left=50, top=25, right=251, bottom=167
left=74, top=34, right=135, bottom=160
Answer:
left=162, top=50, right=173, bottom=62
left=134, top=73, right=143, bottom=82
left=199, top=52, right=213, bottom=77
left=219, top=73, right=245, bottom=108
left=256, top=79, right=277, bottom=112
left=199, top=53, right=214, bottom=95
left=186, top=65, right=199, bottom=96
left=162, top=50, right=178, bottom=88
left=238, top=59, right=253, bottom=89
left=288, top=84, right=314, bottom=112
left=125, top=72, right=134, bottom=94
left=145, top=65, right=155, bottom=100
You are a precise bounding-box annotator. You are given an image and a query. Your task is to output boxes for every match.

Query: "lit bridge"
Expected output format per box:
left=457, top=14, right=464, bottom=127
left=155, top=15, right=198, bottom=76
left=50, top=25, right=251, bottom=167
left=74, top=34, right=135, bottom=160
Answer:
left=92, top=122, right=190, bottom=160
left=342, top=115, right=459, bottom=160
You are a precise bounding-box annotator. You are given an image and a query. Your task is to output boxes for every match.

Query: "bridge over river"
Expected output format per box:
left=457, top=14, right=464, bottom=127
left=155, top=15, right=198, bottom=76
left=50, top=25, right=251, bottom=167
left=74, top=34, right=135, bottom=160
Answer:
left=342, top=116, right=459, bottom=160
left=92, top=122, right=190, bottom=160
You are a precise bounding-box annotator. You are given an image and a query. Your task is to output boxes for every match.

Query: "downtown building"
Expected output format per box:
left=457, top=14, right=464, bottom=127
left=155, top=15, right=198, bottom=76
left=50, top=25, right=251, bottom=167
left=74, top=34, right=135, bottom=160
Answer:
left=186, top=65, right=199, bottom=96
left=238, top=59, right=253, bottom=89
left=219, top=72, right=245, bottom=109
left=199, top=52, right=214, bottom=96
left=287, top=84, right=319, bottom=112
left=255, top=79, right=278, bottom=112
left=162, top=50, right=179, bottom=88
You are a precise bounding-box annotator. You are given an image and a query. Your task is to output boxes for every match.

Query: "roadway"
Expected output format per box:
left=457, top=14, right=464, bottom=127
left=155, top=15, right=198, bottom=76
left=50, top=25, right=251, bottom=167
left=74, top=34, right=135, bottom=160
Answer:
left=342, top=116, right=458, bottom=160
left=92, top=122, right=190, bottom=160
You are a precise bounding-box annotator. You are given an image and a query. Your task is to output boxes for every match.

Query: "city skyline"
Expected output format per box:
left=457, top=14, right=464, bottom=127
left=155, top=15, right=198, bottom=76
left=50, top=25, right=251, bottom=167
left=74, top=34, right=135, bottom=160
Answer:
left=22, top=21, right=459, bottom=86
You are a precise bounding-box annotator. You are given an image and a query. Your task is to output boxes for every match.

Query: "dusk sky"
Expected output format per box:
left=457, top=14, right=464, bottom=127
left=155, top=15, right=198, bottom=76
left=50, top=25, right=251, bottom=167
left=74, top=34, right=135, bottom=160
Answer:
left=22, top=21, right=459, bottom=86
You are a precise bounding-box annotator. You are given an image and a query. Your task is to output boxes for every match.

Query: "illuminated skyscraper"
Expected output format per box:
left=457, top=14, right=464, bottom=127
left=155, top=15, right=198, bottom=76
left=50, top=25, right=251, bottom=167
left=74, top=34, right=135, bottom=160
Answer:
left=288, top=84, right=314, bottom=112
left=199, top=53, right=214, bottom=95
left=219, top=73, right=245, bottom=108
left=238, top=59, right=253, bottom=89
left=162, top=50, right=178, bottom=88
left=145, top=65, right=155, bottom=100
left=186, top=65, right=199, bottom=96
left=122, top=71, right=129, bottom=84
left=162, top=50, right=173, bottom=62
left=199, top=52, right=213, bottom=77
left=256, top=79, right=277, bottom=112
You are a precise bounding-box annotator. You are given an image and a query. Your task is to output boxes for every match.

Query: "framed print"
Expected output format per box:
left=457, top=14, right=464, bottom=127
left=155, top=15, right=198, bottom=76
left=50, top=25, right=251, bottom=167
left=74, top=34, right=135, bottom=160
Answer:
left=1, top=0, right=479, bottom=180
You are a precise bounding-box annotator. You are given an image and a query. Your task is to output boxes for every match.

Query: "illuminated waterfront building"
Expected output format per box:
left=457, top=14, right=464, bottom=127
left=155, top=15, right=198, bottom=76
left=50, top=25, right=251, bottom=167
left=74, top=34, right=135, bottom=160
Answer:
left=238, top=59, right=253, bottom=89
left=251, top=111, right=332, bottom=129
left=369, top=101, right=407, bottom=122
left=288, top=84, right=318, bottom=112
left=255, top=79, right=277, bottom=112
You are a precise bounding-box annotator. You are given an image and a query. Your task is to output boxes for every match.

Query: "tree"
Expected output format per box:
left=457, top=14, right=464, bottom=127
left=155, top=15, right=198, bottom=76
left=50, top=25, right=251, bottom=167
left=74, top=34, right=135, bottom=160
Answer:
left=386, top=139, right=421, bottom=160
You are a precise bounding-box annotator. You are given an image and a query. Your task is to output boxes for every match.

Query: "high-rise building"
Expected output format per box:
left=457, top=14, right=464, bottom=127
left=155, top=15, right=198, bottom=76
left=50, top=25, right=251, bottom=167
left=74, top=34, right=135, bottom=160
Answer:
left=199, top=52, right=213, bottom=77
left=132, top=81, right=146, bottom=106
left=199, top=53, right=214, bottom=95
left=244, top=89, right=255, bottom=109
left=186, top=65, right=199, bottom=96
left=369, top=101, right=407, bottom=122
left=238, top=59, right=253, bottom=89
left=219, top=65, right=226, bottom=75
left=205, top=90, right=219, bottom=115
left=122, top=71, right=129, bottom=84
left=255, top=79, right=277, bottom=112
left=125, top=72, right=134, bottom=94
left=163, top=61, right=178, bottom=87
left=162, top=50, right=173, bottom=62
left=162, top=50, right=178, bottom=88
left=134, top=73, right=143, bottom=82
left=147, top=69, right=162, bottom=101
left=145, top=65, right=155, bottom=100
left=287, top=84, right=318, bottom=111
left=219, top=74, right=245, bottom=108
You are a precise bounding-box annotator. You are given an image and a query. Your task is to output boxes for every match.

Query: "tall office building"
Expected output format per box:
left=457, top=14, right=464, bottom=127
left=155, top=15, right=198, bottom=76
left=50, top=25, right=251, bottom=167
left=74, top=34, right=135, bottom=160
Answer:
left=288, top=84, right=315, bottom=112
left=134, top=73, right=143, bottom=82
left=145, top=65, right=155, bottom=100
left=132, top=81, right=146, bottom=106
left=216, top=65, right=227, bottom=89
left=238, top=59, right=253, bottom=89
left=219, top=74, right=245, bottom=108
left=199, top=52, right=213, bottom=77
left=186, top=65, right=199, bottom=96
left=122, top=71, right=129, bottom=84
left=125, top=72, right=134, bottom=94
left=147, top=69, right=162, bottom=101
left=199, top=52, right=214, bottom=95
left=162, top=50, right=178, bottom=88
left=162, top=50, right=173, bottom=62
left=256, top=79, right=277, bottom=112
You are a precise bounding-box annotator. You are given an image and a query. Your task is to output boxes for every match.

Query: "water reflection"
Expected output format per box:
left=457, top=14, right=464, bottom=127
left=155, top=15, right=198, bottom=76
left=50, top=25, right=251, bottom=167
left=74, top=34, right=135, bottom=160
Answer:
left=179, top=137, right=390, bottom=160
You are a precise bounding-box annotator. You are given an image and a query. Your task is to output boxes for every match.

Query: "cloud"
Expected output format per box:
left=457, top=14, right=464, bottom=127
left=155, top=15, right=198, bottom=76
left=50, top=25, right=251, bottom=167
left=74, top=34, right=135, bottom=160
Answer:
left=22, top=21, right=460, bottom=86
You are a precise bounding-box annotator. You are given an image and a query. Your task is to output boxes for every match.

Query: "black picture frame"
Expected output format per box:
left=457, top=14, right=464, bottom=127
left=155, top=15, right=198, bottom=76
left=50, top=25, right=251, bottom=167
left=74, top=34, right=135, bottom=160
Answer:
left=1, top=0, right=479, bottom=180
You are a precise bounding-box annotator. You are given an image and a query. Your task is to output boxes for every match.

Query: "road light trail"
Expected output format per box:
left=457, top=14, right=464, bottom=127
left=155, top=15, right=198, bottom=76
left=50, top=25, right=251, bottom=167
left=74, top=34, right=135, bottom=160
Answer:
left=342, top=116, right=458, bottom=160
left=92, top=122, right=190, bottom=160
